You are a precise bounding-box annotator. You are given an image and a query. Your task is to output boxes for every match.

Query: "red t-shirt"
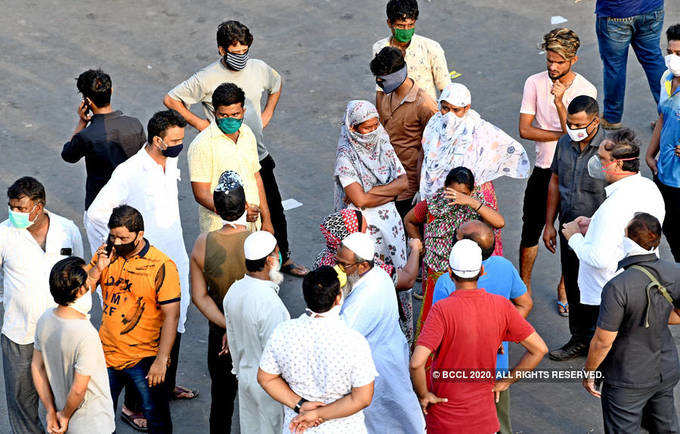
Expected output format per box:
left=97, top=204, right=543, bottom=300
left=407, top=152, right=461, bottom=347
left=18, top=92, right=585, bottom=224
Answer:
left=416, top=288, right=535, bottom=434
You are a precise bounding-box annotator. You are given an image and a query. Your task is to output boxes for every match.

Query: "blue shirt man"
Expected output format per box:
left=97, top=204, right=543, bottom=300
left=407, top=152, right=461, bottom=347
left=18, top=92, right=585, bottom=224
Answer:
left=656, top=69, right=680, bottom=188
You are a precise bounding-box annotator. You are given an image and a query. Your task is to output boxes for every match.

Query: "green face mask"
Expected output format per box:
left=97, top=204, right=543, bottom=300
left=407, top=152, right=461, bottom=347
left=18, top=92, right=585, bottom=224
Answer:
left=393, top=27, right=415, bottom=43
left=216, top=117, right=243, bottom=135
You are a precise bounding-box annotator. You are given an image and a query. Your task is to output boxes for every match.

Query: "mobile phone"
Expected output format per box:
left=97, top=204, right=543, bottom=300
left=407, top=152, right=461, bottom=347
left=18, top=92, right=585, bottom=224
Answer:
left=105, top=237, right=114, bottom=255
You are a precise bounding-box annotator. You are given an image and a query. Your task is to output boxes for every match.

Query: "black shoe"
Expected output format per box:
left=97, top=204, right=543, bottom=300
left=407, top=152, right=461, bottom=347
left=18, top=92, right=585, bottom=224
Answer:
left=548, top=340, right=588, bottom=361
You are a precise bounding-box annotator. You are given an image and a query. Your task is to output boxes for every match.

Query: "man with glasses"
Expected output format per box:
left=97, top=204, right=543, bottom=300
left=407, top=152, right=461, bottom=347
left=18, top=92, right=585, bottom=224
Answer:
left=336, top=232, right=425, bottom=433
left=188, top=82, right=273, bottom=235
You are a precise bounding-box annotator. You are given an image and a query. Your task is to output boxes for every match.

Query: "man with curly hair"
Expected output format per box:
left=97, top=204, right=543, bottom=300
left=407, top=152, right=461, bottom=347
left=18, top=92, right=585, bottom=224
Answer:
left=518, top=28, right=597, bottom=311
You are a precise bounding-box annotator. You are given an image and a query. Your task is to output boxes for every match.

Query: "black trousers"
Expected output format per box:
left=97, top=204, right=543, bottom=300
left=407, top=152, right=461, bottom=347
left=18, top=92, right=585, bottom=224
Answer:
left=601, top=377, right=680, bottom=434
left=560, top=232, right=600, bottom=343
left=125, top=332, right=182, bottom=411
left=260, top=154, right=291, bottom=263
left=207, top=324, right=238, bottom=434
left=654, top=177, right=680, bottom=262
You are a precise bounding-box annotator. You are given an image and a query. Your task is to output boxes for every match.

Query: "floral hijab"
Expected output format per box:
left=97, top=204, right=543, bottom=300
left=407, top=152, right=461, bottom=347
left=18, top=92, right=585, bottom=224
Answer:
left=420, top=84, right=530, bottom=200
left=423, top=187, right=489, bottom=272
left=313, top=209, right=395, bottom=276
left=334, top=100, right=406, bottom=210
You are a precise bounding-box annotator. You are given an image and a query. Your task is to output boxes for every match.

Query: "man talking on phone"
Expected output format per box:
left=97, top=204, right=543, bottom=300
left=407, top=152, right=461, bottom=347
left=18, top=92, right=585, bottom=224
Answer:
left=61, top=69, right=146, bottom=211
left=86, top=205, right=180, bottom=433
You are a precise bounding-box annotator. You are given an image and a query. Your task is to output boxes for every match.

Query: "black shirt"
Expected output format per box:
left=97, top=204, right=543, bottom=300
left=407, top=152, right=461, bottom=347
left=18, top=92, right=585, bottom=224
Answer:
left=550, top=127, right=607, bottom=222
left=61, top=111, right=145, bottom=209
left=598, top=254, right=680, bottom=388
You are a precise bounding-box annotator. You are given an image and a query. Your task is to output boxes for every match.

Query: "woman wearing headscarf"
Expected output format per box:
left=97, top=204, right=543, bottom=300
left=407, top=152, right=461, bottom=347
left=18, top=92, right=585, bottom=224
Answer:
left=313, top=209, right=421, bottom=291
left=405, top=166, right=505, bottom=338
left=420, top=82, right=531, bottom=255
left=334, top=100, right=416, bottom=342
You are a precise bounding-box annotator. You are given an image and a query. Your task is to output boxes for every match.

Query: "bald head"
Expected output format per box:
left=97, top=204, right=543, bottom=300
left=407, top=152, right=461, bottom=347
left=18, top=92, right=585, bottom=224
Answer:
left=457, top=220, right=495, bottom=260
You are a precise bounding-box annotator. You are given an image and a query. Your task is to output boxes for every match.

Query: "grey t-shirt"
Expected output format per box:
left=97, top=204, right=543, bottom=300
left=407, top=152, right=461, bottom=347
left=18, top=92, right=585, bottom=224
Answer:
left=34, top=309, right=115, bottom=434
left=168, top=58, right=282, bottom=160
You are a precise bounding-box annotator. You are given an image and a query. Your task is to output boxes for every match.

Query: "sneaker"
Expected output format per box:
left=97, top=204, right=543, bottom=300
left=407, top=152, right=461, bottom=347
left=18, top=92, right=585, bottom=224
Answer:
left=601, top=119, right=623, bottom=130
left=548, top=339, right=588, bottom=361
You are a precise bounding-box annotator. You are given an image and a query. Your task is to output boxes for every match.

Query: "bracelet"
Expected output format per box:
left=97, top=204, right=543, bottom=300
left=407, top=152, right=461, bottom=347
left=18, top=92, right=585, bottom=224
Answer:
left=476, top=202, right=483, bottom=212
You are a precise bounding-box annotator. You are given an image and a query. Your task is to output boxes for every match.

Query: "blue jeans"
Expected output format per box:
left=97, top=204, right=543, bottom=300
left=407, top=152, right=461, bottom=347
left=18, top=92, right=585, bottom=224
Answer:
left=596, top=8, right=666, bottom=123
left=108, top=357, right=172, bottom=433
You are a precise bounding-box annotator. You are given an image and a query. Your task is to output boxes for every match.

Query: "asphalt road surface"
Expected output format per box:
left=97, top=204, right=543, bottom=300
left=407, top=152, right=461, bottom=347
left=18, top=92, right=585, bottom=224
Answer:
left=1, top=0, right=679, bottom=432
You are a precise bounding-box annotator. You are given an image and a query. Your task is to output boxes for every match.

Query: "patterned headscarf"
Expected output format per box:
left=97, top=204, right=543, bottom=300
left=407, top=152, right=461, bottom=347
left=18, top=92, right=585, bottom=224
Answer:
left=420, top=83, right=530, bottom=200
left=334, top=100, right=405, bottom=210
left=313, top=209, right=394, bottom=275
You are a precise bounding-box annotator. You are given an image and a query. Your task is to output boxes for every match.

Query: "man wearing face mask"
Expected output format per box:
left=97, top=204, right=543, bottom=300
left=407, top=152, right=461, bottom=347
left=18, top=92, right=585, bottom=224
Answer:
left=166, top=21, right=306, bottom=277
left=222, top=230, right=290, bottom=434
left=0, top=177, right=83, bottom=434
left=518, top=28, right=597, bottom=301
left=188, top=83, right=275, bottom=234
left=31, top=257, right=115, bottom=434
left=336, top=232, right=425, bottom=433
left=583, top=213, right=680, bottom=433
left=561, top=129, right=665, bottom=339
left=258, top=266, right=377, bottom=433
left=86, top=205, right=180, bottom=433
left=189, top=170, right=249, bottom=434
left=371, top=46, right=438, bottom=217
left=647, top=23, right=680, bottom=262
left=372, top=0, right=451, bottom=101
left=543, top=96, right=608, bottom=360
left=84, top=109, right=197, bottom=424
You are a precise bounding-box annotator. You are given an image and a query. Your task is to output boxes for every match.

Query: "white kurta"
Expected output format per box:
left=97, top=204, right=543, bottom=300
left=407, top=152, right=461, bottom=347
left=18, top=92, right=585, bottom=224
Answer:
left=340, top=267, right=425, bottom=434
left=568, top=174, right=665, bottom=305
left=83, top=147, right=190, bottom=333
left=223, top=275, right=289, bottom=434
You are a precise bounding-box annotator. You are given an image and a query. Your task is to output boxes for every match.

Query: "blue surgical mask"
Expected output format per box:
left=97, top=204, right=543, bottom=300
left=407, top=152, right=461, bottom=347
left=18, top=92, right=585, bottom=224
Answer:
left=8, top=205, right=37, bottom=229
left=376, top=65, right=408, bottom=94
left=216, top=117, right=243, bottom=135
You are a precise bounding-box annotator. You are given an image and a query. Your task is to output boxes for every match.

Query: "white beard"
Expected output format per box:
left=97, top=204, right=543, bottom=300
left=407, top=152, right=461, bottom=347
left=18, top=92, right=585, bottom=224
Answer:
left=342, top=272, right=362, bottom=299
left=269, top=267, right=284, bottom=285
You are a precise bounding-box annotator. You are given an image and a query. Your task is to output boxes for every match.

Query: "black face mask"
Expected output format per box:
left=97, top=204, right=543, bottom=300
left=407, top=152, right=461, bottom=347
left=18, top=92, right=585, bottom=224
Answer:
left=114, top=235, right=138, bottom=258
left=161, top=144, right=183, bottom=158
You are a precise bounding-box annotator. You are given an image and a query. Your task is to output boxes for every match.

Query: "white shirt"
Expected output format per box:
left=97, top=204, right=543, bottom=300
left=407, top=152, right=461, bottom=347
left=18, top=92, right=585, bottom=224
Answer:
left=568, top=174, right=665, bottom=305
left=84, top=147, right=190, bottom=333
left=0, top=211, right=83, bottom=344
left=224, top=274, right=289, bottom=434
left=260, top=311, right=378, bottom=434
left=340, top=267, right=426, bottom=433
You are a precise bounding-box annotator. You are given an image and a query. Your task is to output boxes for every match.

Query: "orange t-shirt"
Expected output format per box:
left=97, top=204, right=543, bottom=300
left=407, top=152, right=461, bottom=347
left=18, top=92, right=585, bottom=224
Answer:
left=90, top=240, right=180, bottom=369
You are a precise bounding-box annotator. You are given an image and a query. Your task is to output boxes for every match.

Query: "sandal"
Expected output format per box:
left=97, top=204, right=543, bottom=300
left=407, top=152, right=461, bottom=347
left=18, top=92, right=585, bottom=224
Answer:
left=121, top=412, right=148, bottom=432
left=280, top=261, right=309, bottom=277
left=556, top=300, right=569, bottom=317
left=172, top=385, right=199, bottom=400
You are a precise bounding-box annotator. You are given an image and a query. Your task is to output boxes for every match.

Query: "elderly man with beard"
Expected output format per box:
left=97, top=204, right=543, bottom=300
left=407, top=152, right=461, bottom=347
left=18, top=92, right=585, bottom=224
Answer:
left=223, top=231, right=290, bottom=434
left=336, top=232, right=425, bottom=433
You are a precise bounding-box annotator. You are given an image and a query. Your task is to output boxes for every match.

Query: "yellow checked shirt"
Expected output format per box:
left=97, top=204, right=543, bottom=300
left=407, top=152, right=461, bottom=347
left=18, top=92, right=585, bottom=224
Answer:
left=188, top=121, right=262, bottom=233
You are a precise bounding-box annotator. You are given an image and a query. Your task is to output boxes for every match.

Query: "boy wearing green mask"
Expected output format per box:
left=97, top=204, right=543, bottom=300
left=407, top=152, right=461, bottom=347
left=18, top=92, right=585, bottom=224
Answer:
left=372, top=0, right=451, bottom=101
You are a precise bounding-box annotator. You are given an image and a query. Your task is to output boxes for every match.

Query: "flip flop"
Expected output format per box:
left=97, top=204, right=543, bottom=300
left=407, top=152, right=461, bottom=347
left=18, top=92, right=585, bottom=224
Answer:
left=280, top=262, right=309, bottom=277
left=557, top=300, right=569, bottom=317
left=172, top=385, right=199, bottom=400
left=121, top=412, right=148, bottom=432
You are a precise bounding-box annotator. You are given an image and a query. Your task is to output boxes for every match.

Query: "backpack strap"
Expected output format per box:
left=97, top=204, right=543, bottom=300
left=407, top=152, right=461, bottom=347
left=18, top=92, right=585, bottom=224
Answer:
left=630, top=265, right=675, bottom=328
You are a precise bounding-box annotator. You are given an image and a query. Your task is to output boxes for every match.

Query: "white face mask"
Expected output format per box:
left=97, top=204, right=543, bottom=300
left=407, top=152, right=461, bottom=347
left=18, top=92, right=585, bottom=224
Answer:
left=665, top=54, right=680, bottom=77
left=567, top=125, right=589, bottom=142
left=70, top=288, right=92, bottom=316
left=622, top=237, right=658, bottom=258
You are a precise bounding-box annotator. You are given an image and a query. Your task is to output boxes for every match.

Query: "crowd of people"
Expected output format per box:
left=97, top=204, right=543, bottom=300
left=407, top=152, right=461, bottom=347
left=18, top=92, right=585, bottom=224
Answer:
left=1, top=0, right=680, bottom=433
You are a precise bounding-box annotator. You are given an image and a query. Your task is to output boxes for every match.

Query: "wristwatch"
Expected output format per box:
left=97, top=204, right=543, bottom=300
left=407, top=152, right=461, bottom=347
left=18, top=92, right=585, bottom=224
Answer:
left=294, top=397, right=308, bottom=414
